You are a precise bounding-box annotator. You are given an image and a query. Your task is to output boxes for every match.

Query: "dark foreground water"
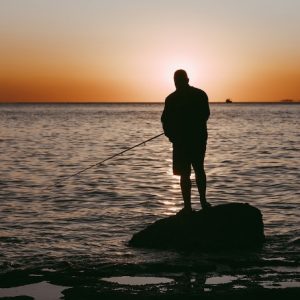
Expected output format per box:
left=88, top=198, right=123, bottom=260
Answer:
left=0, top=103, right=299, bottom=299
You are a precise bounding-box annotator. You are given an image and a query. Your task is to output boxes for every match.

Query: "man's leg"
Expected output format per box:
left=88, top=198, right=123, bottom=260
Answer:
left=195, top=167, right=210, bottom=208
left=193, top=144, right=211, bottom=209
left=173, top=144, right=192, bottom=211
left=180, top=174, right=192, bottom=211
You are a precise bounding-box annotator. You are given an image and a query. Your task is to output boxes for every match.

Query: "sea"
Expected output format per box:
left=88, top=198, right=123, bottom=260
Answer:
left=0, top=103, right=299, bottom=299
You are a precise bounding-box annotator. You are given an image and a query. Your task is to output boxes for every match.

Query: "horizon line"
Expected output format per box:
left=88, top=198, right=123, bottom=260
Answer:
left=0, top=100, right=300, bottom=105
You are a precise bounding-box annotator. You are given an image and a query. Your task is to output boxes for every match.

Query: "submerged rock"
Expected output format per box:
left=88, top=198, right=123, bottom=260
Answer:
left=129, top=203, right=265, bottom=250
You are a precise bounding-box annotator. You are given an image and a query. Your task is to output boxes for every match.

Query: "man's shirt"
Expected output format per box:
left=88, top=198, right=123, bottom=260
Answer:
left=161, top=85, right=210, bottom=145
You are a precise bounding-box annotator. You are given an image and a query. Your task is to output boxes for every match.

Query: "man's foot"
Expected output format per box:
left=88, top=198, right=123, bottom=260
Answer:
left=176, top=207, right=193, bottom=216
left=201, top=201, right=212, bottom=210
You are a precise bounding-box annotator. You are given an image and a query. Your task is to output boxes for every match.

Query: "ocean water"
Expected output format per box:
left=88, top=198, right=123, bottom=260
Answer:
left=0, top=103, right=299, bottom=297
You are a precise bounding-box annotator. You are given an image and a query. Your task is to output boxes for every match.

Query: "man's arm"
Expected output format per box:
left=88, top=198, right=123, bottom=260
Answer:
left=161, top=98, right=174, bottom=142
left=204, top=92, right=210, bottom=121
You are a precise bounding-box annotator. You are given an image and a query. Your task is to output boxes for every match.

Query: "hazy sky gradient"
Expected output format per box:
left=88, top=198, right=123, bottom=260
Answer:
left=0, top=0, right=299, bottom=102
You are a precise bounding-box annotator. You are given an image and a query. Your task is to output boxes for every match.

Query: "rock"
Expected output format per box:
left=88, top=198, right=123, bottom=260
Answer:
left=129, top=203, right=265, bottom=250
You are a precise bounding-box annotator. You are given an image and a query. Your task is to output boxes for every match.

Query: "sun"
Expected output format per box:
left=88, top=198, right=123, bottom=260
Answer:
left=145, top=51, right=211, bottom=100
left=160, top=55, right=205, bottom=90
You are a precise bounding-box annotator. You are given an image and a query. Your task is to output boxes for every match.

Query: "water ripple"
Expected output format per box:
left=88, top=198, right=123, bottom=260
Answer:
left=0, top=103, right=299, bottom=277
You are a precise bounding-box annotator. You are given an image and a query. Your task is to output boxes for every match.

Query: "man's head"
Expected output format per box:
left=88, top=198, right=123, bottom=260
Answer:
left=174, top=69, right=189, bottom=89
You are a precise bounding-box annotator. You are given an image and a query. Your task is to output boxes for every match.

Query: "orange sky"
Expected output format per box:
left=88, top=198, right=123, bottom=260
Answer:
left=0, top=0, right=299, bottom=102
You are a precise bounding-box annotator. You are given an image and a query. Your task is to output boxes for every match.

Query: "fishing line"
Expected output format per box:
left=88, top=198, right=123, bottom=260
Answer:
left=45, top=132, right=164, bottom=190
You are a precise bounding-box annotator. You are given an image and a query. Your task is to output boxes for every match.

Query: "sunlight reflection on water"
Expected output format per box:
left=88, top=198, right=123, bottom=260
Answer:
left=101, top=276, right=174, bottom=286
left=0, top=281, right=69, bottom=300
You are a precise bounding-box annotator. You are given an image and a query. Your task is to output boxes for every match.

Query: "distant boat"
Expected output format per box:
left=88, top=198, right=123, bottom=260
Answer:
left=225, top=98, right=232, bottom=103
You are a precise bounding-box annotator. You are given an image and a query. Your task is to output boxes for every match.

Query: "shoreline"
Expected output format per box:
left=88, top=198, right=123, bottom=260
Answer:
left=1, top=280, right=299, bottom=300
left=64, top=288, right=300, bottom=299
left=1, top=261, right=299, bottom=299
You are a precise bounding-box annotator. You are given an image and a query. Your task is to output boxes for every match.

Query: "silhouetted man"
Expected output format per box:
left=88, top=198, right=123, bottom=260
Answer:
left=161, top=69, right=211, bottom=213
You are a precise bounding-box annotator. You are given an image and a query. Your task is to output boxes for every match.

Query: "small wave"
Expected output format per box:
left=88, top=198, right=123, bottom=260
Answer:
left=288, top=237, right=300, bottom=246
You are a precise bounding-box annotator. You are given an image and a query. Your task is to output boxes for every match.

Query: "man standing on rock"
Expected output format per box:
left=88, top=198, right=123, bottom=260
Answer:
left=161, top=69, right=211, bottom=213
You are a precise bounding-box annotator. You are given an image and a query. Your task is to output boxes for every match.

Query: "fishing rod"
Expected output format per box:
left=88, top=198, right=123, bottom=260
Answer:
left=47, top=132, right=164, bottom=189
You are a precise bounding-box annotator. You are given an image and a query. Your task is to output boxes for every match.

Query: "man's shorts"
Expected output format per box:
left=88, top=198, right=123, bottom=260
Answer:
left=172, top=141, right=207, bottom=176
